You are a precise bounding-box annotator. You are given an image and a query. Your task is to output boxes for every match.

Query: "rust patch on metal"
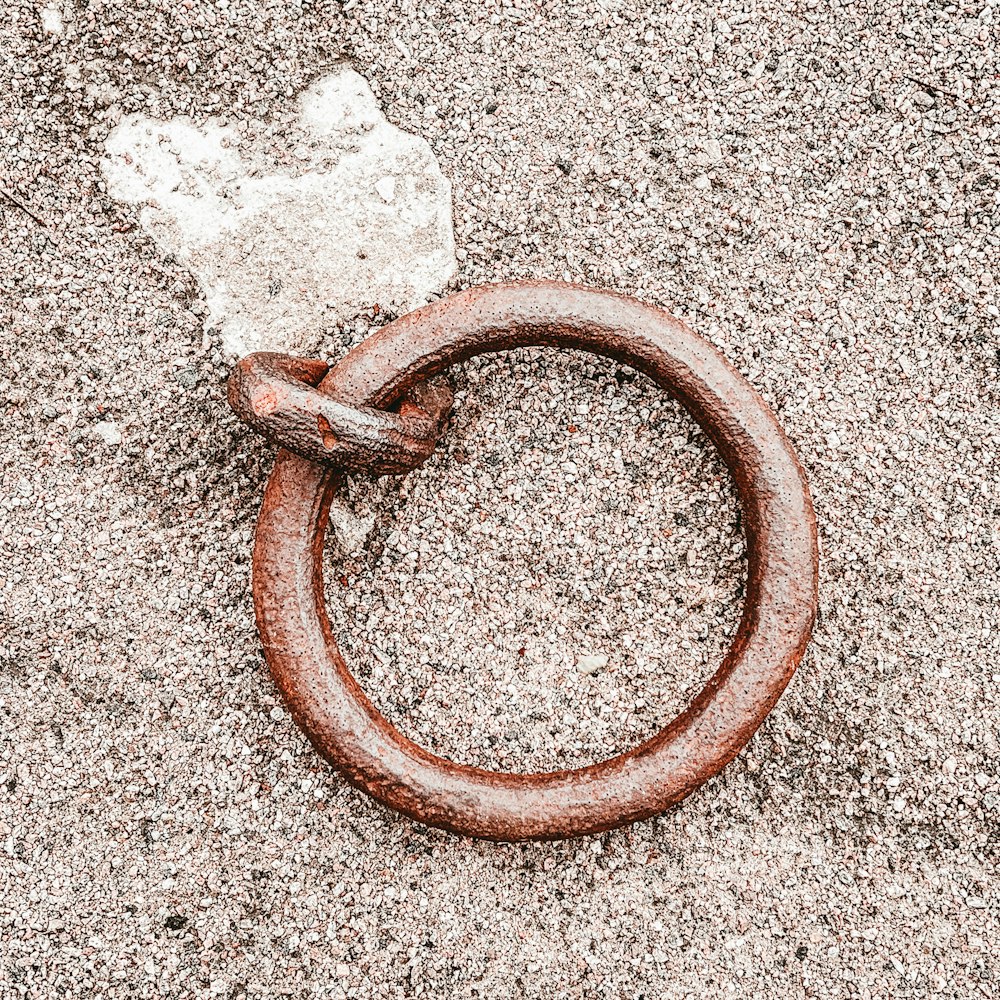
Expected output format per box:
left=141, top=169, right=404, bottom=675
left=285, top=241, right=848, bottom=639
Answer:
left=316, top=414, right=339, bottom=451
left=232, top=281, right=819, bottom=841
left=250, top=383, right=279, bottom=417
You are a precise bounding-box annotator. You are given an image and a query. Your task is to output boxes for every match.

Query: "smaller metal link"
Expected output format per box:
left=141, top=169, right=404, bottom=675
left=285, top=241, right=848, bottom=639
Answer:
left=228, top=352, right=452, bottom=475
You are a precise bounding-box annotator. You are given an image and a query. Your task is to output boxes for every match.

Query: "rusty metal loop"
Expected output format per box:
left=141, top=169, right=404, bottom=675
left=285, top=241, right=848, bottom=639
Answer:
left=228, top=351, right=453, bottom=475
left=244, top=281, right=818, bottom=841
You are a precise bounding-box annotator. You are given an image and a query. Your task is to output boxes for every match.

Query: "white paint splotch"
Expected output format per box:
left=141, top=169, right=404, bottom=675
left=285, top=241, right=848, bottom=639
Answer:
left=102, top=68, right=456, bottom=356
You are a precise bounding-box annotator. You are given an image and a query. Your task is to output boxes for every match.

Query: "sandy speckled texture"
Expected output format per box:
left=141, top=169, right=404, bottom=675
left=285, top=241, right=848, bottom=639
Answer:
left=2, top=0, right=997, bottom=998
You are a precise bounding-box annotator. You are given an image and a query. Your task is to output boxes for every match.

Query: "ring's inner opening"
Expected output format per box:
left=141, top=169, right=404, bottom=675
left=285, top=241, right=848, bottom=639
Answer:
left=323, top=348, right=746, bottom=773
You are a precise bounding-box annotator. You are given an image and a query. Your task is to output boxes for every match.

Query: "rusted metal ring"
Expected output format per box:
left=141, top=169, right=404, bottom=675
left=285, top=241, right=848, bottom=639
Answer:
left=250, top=281, right=818, bottom=841
left=228, top=352, right=453, bottom=475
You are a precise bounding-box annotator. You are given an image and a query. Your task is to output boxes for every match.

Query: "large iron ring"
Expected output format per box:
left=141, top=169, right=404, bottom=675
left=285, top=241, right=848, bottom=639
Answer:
left=249, top=281, right=818, bottom=841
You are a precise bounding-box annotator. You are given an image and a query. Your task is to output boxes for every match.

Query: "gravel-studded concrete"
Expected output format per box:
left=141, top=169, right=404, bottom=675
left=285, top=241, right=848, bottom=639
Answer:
left=2, top=2, right=997, bottom=998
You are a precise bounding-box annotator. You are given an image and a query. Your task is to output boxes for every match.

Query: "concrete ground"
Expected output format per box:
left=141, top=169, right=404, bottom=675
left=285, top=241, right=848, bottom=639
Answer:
left=2, top=1, right=997, bottom=998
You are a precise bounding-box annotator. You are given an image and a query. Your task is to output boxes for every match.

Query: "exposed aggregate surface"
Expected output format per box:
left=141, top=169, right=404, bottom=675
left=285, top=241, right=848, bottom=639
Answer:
left=2, top=1, right=998, bottom=998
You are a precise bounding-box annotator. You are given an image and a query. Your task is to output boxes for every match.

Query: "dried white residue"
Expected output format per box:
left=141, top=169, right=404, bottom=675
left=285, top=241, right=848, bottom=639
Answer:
left=101, top=68, right=456, bottom=356
left=40, top=3, right=64, bottom=35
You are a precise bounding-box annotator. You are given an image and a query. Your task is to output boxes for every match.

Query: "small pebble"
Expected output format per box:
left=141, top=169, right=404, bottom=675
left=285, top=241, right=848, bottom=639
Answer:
left=576, top=653, right=608, bottom=675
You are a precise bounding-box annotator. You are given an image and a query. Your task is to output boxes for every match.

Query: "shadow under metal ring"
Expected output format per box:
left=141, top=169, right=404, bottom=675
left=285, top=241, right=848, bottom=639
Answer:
left=239, top=281, right=819, bottom=841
